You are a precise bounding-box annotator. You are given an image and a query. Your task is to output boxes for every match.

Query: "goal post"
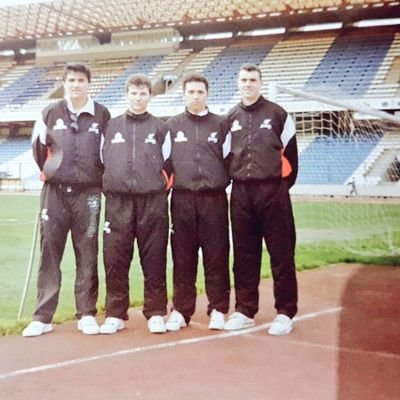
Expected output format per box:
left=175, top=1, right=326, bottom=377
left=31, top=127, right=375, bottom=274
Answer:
left=270, top=84, right=400, bottom=257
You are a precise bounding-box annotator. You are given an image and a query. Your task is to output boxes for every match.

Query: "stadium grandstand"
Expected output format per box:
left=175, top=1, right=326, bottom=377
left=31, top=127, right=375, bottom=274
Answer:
left=0, top=0, right=399, bottom=194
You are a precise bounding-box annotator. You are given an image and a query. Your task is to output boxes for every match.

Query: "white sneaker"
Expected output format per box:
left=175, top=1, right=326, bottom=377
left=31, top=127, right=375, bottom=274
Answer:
left=165, top=310, right=186, bottom=332
left=77, top=315, right=100, bottom=335
left=100, top=317, right=125, bottom=334
left=224, top=312, right=255, bottom=331
left=22, top=321, right=53, bottom=337
left=148, top=315, right=167, bottom=334
left=268, top=314, right=293, bottom=336
left=208, top=309, right=225, bottom=330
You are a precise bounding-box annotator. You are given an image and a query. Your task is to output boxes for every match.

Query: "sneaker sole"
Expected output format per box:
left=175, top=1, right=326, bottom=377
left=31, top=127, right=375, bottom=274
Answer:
left=208, top=323, right=225, bottom=330
left=166, top=323, right=186, bottom=332
left=80, top=329, right=100, bottom=335
left=99, top=327, right=124, bottom=334
left=224, top=321, right=255, bottom=331
left=78, top=323, right=100, bottom=335
left=149, top=327, right=167, bottom=334
left=100, top=323, right=125, bottom=334
left=22, top=325, right=53, bottom=337
left=268, top=326, right=293, bottom=336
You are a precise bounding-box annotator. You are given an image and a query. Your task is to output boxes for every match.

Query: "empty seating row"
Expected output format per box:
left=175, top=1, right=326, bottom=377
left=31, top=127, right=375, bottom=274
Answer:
left=0, top=28, right=399, bottom=116
left=203, top=44, right=275, bottom=104
left=94, top=55, right=165, bottom=107
left=0, top=138, right=31, bottom=164
left=297, top=135, right=382, bottom=184
left=305, top=32, right=394, bottom=98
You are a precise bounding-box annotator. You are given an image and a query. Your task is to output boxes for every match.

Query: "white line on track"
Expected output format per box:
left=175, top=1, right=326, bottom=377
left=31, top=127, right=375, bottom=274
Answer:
left=0, top=307, right=342, bottom=380
left=246, top=333, right=400, bottom=361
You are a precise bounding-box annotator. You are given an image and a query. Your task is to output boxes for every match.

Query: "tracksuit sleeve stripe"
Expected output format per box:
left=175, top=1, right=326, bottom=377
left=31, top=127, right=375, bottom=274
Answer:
left=162, top=130, right=171, bottom=161
left=31, top=118, right=47, bottom=145
left=222, top=131, right=231, bottom=159
left=280, top=114, right=295, bottom=148
left=100, top=134, right=105, bottom=164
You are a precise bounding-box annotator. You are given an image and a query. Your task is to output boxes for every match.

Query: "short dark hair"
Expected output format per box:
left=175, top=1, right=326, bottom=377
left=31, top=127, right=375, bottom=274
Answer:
left=239, top=63, right=262, bottom=80
left=125, top=73, right=152, bottom=95
left=63, top=62, right=91, bottom=83
left=182, top=72, right=209, bottom=92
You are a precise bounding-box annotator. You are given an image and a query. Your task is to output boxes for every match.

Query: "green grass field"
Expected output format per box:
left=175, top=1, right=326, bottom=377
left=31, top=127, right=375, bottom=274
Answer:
left=0, top=193, right=399, bottom=335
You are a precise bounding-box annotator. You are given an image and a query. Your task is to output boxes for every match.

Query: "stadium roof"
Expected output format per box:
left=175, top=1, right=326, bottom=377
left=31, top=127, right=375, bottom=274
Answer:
left=0, top=0, right=398, bottom=45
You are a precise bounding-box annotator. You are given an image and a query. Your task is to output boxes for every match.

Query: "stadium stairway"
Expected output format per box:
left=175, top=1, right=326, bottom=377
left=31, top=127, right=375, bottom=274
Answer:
left=259, top=34, right=336, bottom=102
left=356, top=133, right=400, bottom=185
left=149, top=46, right=226, bottom=115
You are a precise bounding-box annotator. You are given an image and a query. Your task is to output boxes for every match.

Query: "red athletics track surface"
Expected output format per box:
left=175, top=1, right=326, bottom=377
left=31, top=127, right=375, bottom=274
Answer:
left=1, top=264, right=399, bottom=400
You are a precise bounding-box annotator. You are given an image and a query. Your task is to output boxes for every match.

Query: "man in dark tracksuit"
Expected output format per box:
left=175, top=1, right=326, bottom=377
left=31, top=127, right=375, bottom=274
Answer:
left=23, top=62, right=110, bottom=337
left=224, top=63, right=298, bottom=335
left=165, top=72, right=231, bottom=332
left=100, top=74, right=171, bottom=335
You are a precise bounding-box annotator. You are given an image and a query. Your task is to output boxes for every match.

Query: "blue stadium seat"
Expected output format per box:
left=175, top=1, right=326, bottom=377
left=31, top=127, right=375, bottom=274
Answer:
left=0, top=67, right=55, bottom=107
left=11, top=79, right=56, bottom=104
left=94, top=55, right=165, bottom=106
left=297, top=135, right=382, bottom=184
left=0, top=138, right=31, bottom=164
left=305, top=32, right=394, bottom=99
left=203, top=45, right=275, bottom=104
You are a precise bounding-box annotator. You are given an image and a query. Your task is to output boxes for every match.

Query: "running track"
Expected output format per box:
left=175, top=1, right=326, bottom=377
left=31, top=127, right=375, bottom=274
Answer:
left=1, top=264, right=399, bottom=400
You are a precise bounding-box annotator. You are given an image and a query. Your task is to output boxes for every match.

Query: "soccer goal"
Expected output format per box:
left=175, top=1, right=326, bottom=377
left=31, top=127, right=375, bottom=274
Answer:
left=271, top=84, right=400, bottom=257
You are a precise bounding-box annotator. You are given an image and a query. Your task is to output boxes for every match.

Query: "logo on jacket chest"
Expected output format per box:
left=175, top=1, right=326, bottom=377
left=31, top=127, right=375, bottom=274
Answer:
left=230, top=119, right=273, bottom=132
left=145, top=133, right=156, bottom=144
left=260, top=119, right=272, bottom=129
left=231, top=120, right=242, bottom=132
left=111, top=132, right=125, bottom=144
left=174, top=131, right=188, bottom=142
left=53, top=118, right=68, bottom=130
left=207, top=132, right=218, bottom=143
left=89, top=123, right=99, bottom=134
left=52, top=119, right=100, bottom=134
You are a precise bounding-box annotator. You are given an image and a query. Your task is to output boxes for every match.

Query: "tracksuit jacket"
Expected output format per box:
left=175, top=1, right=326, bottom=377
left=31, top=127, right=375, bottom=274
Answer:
left=33, top=99, right=110, bottom=186
left=228, top=95, right=298, bottom=187
left=102, top=111, right=170, bottom=194
left=166, top=109, right=231, bottom=321
left=167, top=109, right=230, bottom=191
left=31, top=98, right=110, bottom=323
left=101, top=111, right=170, bottom=320
left=227, top=96, right=298, bottom=319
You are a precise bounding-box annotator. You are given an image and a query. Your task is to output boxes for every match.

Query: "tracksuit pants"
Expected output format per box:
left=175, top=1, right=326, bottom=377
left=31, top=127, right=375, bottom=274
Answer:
left=103, top=192, right=168, bottom=320
left=170, top=189, right=230, bottom=323
left=230, top=179, right=298, bottom=319
left=33, top=182, right=101, bottom=323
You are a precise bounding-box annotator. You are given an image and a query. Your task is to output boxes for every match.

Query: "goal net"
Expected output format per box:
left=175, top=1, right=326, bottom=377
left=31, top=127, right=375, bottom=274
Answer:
left=272, top=84, right=400, bottom=257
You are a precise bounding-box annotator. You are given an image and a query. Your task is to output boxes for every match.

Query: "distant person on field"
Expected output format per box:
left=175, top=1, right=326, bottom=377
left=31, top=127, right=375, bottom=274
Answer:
left=348, top=176, right=358, bottom=196
left=23, top=62, right=111, bottom=337
left=165, top=72, right=231, bottom=332
left=100, top=74, right=171, bottom=335
left=224, top=63, right=298, bottom=335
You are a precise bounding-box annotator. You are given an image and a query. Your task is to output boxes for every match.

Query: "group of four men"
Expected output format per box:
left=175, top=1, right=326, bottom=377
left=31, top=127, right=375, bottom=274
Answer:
left=23, top=61, right=298, bottom=338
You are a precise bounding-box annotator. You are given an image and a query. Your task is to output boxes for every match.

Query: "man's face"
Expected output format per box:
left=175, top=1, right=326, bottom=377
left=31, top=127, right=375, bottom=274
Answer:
left=184, top=81, right=208, bottom=114
left=127, top=84, right=151, bottom=114
left=238, top=69, right=262, bottom=105
left=63, top=71, right=90, bottom=101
